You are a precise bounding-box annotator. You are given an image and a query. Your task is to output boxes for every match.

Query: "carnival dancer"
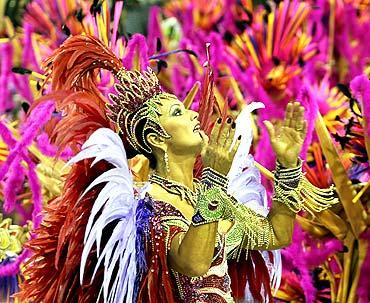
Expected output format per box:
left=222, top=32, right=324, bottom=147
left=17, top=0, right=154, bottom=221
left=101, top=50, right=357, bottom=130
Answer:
left=17, top=35, right=338, bottom=303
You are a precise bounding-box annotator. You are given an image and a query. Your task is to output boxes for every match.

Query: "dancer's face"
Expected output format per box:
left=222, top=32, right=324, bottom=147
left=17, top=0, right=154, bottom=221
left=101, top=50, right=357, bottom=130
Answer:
left=154, top=94, right=206, bottom=156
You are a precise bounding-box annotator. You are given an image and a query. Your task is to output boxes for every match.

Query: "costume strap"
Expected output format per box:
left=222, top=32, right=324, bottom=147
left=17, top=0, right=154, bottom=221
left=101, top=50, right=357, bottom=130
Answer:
left=201, top=167, right=229, bottom=190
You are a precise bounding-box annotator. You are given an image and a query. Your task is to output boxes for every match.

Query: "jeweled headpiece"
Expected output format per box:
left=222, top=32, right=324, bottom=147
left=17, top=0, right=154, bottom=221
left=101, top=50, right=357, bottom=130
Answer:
left=39, top=34, right=172, bottom=156
left=107, top=68, right=172, bottom=154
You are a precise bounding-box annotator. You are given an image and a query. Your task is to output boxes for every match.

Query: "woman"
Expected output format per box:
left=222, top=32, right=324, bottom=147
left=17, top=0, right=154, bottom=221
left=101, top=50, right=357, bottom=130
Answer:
left=18, top=35, right=337, bottom=303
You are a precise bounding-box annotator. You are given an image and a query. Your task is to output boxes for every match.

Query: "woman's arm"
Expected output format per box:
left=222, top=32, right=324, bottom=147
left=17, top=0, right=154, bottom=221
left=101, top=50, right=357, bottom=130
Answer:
left=167, top=184, right=231, bottom=276
left=167, top=117, right=240, bottom=276
left=169, top=103, right=306, bottom=274
left=226, top=159, right=338, bottom=255
left=266, top=201, right=296, bottom=248
left=223, top=199, right=295, bottom=255
left=168, top=222, right=218, bottom=276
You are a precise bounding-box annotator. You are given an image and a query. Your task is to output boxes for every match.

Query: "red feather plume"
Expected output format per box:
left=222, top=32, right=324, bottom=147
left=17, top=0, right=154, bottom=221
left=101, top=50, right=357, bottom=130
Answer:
left=17, top=160, right=110, bottom=303
left=17, top=35, right=124, bottom=302
left=30, top=35, right=124, bottom=152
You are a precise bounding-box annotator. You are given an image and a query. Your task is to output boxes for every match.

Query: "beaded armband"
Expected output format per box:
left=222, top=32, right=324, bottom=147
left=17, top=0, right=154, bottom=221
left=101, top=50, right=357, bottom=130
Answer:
left=225, top=205, right=275, bottom=259
left=201, top=167, right=228, bottom=190
left=273, top=159, right=339, bottom=215
left=192, top=187, right=227, bottom=226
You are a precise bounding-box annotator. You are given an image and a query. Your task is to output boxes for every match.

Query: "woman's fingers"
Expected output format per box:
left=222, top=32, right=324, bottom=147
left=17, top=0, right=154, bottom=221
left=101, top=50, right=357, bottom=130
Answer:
left=290, top=103, right=299, bottom=129
left=218, top=117, right=232, bottom=146
left=231, top=135, right=241, bottom=156
left=199, top=130, right=209, bottom=158
left=290, top=102, right=303, bottom=129
left=283, top=103, right=293, bottom=127
left=294, top=106, right=305, bottom=131
left=301, top=120, right=308, bottom=138
left=210, top=118, right=222, bottom=143
left=263, top=120, right=276, bottom=141
left=199, top=130, right=209, bottom=145
left=225, top=121, right=236, bottom=148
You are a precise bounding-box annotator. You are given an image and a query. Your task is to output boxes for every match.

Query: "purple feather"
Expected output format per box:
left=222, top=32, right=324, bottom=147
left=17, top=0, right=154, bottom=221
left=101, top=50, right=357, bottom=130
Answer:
left=36, top=132, right=73, bottom=160
left=0, top=121, right=17, bottom=147
left=297, top=85, right=319, bottom=159
left=0, top=249, right=31, bottom=277
left=0, top=257, right=25, bottom=302
left=304, top=239, right=343, bottom=268
left=358, top=230, right=370, bottom=303
left=23, top=156, right=43, bottom=228
left=3, top=159, right=25, bottom=213
left=350, top=74, right=370, bottom=137
left=22, top=23, right=41, bottom=72
left=134, top=194, right=154, bottom=301
left=0, top=101, right=54, bottom=180
left=282, top=225, right=317, bottom=303
left=0, top=43, right=13, bottom=112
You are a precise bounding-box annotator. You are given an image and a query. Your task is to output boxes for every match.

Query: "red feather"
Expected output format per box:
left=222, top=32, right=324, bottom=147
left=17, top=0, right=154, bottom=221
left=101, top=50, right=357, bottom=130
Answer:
left=228, top=250, right=273, bottom=302
left=17, top=160, right=111, bottom=302
left=138, top=225, right=178, bottom=303
left=17, top=35, right=125, bottom=302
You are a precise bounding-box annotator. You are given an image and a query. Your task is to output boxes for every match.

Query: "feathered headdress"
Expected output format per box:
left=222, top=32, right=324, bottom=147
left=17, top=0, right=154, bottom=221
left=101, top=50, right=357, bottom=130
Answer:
left=36, top=34, right=171, bottom=156
left=107, top=69, right=172, bottom=154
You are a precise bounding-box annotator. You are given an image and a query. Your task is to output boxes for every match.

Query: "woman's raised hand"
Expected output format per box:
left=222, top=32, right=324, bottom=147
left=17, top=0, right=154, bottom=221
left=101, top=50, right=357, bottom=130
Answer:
left=200, top=117, right=241, bottom=175
left=263, top=102, right=307, bottom=168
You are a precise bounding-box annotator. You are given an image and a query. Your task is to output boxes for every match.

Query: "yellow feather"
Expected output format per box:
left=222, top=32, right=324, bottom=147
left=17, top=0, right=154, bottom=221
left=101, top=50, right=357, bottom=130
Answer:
left=97, top=14, right=108, bottom=46
left=315, top=112, right=367, bottom=238
left=240, top=33, right=261, bottom=69
left=183, top=81, right=200, bottom=109
left=266, top=12, right=275, bottom=59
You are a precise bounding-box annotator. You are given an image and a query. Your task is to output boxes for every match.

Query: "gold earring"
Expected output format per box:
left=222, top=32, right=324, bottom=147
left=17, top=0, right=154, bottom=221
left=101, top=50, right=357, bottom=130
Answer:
left=164, top=151, right=170, bottom=173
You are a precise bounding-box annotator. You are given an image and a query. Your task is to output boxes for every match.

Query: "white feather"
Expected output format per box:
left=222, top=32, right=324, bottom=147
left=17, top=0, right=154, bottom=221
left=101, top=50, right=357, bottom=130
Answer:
left=227, top=103, right=282, bottom=297
left=68, top=128, right=141, bottom=303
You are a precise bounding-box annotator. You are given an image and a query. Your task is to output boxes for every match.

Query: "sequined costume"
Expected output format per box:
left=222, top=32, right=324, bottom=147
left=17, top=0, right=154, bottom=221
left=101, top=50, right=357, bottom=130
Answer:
left=151, top=200, right=234, bottom=303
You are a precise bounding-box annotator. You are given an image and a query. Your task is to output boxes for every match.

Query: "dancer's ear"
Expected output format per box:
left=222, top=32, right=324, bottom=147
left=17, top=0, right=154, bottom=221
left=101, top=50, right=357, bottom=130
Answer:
left=146, top=133, right=167, bottom=153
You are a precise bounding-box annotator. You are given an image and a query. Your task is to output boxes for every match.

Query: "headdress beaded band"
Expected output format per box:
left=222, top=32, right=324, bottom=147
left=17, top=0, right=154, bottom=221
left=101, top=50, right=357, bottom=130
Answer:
left=106, top=67, right=175, bottom=154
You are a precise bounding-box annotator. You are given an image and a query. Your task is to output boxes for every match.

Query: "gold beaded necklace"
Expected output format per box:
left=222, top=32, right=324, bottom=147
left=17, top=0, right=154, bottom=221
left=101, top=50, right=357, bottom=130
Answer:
left=149, top=173, right=201, bottom=207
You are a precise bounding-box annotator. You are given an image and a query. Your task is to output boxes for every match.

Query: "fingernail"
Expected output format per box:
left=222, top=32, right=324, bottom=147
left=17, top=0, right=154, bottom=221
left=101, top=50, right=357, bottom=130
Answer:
left=227, top=117, right=232, bottom=123
left=217, top=118, right=222, bottom=123
left=237, top=135, right=241, bottom=140
left=231, top=122, right=236, bottom=129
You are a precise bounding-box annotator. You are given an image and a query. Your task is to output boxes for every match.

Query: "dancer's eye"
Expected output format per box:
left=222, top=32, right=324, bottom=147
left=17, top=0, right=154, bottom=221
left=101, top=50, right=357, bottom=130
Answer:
left=173, top=108, right=182, bottom=116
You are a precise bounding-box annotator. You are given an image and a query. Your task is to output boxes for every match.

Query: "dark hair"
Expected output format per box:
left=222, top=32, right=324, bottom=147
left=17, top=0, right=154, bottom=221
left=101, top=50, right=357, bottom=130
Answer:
left=122, top=117, right=158, bottom=169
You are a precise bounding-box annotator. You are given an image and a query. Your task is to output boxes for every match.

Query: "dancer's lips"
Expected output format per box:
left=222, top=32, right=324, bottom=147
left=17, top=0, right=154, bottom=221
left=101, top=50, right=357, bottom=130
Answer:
left=193, top=122, right=201, bottom=132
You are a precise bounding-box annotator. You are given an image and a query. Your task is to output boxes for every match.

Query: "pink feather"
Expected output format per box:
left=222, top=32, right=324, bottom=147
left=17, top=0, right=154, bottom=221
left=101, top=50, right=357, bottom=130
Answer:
left=350, top=74, right=370, bottom=137
left=297, top=85, right=319, bottom=159
left=122, top=34, right=149, bottom=71
left=3, top=159, right=25, bottom=213
left=111, top=1, right=124, bottom=51
left=147, top=6, right=163, bottom=55
left=357, top=230, right=370, bottom=303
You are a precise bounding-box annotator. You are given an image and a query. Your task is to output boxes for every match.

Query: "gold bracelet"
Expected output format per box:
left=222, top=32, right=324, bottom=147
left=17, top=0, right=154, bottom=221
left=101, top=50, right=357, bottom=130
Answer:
left=273, top=159, right=339, bottom=215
